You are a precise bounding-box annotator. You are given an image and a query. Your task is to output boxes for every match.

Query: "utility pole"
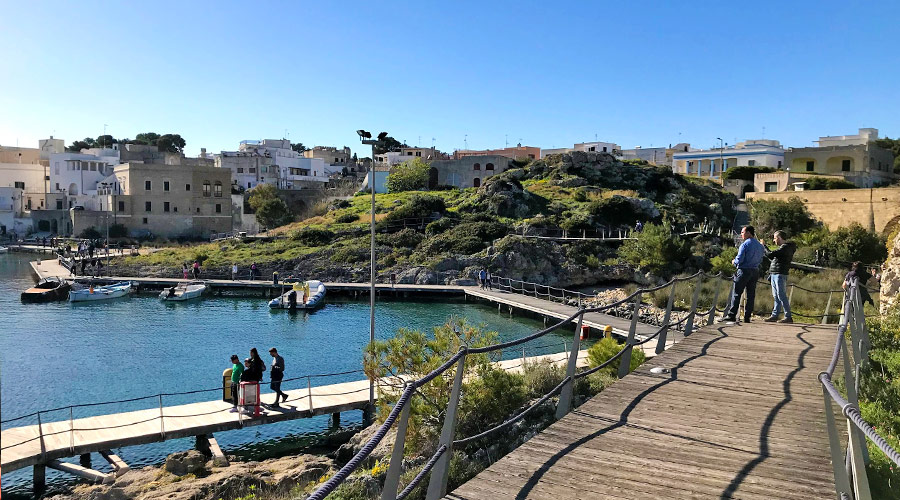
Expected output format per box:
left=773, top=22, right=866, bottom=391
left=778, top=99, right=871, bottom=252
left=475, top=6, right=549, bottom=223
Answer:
left=716, top=137, right=724, bottom=178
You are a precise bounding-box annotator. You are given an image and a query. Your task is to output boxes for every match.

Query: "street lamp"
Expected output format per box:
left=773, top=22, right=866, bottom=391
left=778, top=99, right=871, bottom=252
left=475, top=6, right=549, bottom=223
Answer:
left=99, top=182, right=113, bottom=269
left=716, top=138, right=725, bottom=178
left=356, top=129, right=390, bottom=423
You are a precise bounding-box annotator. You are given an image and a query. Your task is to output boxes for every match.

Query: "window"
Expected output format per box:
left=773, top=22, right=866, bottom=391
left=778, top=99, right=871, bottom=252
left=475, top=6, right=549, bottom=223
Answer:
left=145, top=201, right=152, bottom=212
left=842, top=159, right=851, bottom=172
left=215, top=204, right=222, bottom=213
left=748, top=160, right=756, bottom=166
left=203, top=181, right=211, bottom=197
left=118, top=201, right=124, bottom=212
left=56, top=199, right=63, bottom=209
left=416, top=151, right=421, bottom=157
left=602, top=147, right=607, bottom=152
left=55, top=183, right=60, bottom=191
left=765, top=182, right=778, bottom=192
left=806, top=161, right=814, bottom=172
left=214, top=181, right=222, bottom=197
left=589, top=147, right=596, bottom=152
left=174, top=207, right=177, bottom=212
left=164, top=181, right=170, bottom=191
left=473, top=178, right=481, bottom=188
left=778, top=161, right=782, bottom=168
left=237, top=168, right=244, bottom=173
left=14, top=181, right=24, bottom=189
left=261, top=166, right=268, bottom=173
left=142, top=217, right=148, bottom=224
left=473, top=163, right=481, bottom=171
left=89, top=163, right=96, bottom=171
left=249, top=168, right=256, bottom=173
left=145, top=180, right=151, bottom=190
left=55, top=162, right=60, bottom=175
left=185, top=183, right=191, bottom=191
left=486, top=163, right=495, bottom=171
left=196, top=207, right=200, bottom=213
left=164, top=202, right=170, bottom=212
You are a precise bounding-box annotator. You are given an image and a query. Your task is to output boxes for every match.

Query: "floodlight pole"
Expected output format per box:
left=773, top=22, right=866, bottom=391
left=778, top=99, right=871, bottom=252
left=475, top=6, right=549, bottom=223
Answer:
left=359, top=133, right=384, bottom=423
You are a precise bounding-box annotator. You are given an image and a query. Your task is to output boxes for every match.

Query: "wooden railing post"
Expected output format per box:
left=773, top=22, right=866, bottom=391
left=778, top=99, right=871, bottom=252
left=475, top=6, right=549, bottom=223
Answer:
left=37, top=411, right=47, bottom=462
left=788, top=283, right=794, bottom=305
left=69, top=407, right=75, bottom=454
left=656, top=283, right=676, bottom=355
left=684, top=274, right=703, bottom=337
left=821, top=291, right=833, bottom=325
left=307, top=376, right=314, bottom=412
left=618, top=293, right=641, bottom=378
left=822, top=386, right=853, bottom=498
left=555, top=311, right=584, bottom=419
left=707, top=275, right=722, bottom=325
left=425, top=353, right=466, bottom=500
left=158, top=394, right=165, bottom=439
left=381, top=387, right=413, bottom=500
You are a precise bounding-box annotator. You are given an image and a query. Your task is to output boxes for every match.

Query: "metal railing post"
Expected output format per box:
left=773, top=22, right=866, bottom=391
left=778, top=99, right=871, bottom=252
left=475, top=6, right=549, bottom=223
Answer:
left=684, top=274, right=703, bottom=337
left=69, top=407, right=75, bottom=454
left=707, top=275, right=722, bottom=325
left=821, top=291, right=833, bottom=325
left=822, top=386, right=853, bottom=498
left=307, top=376, right=314, bottom=412
left=425, top=352, right=466, bottom=500
left=656, top=282, right=676, bottom=355
left=158, top=394, right=165, bottom=439
left=381, top=387, right=413, bottom=500
left=555, top=310, right=584, bottom=419
left=37, top=411, right=46, bottom=462
left=618, top=293, right=641, bottom=378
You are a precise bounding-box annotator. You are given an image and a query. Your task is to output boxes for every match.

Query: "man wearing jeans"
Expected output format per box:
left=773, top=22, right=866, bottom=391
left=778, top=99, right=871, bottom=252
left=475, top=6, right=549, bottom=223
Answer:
left=723, top=225, right=765, bottom=323
left=764, top=230, right=796, bottom=323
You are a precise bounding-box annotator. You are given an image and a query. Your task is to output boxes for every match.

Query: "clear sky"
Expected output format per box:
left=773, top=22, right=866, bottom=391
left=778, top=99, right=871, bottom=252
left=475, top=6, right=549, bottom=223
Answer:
left=1, top=0, right=898, bottom=157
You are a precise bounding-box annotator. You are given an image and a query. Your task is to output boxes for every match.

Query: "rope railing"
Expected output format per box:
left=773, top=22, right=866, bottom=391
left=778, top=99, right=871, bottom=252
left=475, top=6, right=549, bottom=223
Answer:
left=818, top=281, right=900, bottom=499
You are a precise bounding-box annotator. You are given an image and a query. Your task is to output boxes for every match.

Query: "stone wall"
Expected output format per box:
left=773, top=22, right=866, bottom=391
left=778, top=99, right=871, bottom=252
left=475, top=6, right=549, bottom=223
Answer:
left=746, top=187, right=900, bottom=235
left=882, top=231, right=900, bottom=314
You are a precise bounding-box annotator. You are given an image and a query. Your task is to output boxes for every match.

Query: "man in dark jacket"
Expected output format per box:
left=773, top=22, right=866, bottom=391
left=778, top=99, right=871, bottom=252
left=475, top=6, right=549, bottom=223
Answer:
left=764, top=230, right=796, bottom=323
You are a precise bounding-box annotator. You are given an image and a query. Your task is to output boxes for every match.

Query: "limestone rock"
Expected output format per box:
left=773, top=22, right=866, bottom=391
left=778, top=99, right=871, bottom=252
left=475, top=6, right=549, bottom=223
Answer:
left=164, top=450, right=208, bottom=476
left=881, top=231, right=900, bottom=313
left=334, top=422, right=396, bottom=466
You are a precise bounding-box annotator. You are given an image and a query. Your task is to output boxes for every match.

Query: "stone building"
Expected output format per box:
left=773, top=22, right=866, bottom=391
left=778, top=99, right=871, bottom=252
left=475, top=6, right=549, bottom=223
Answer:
left=673, top=140, right=785, bottom=179
left=216, top=139, right=327, bottom=192
left=428, top=155, right=511, bottom=189
left=542, top=141, right=621, bottom=158
left=783, top=128, right=896, bottom=188
left=455, top=144, right=539, bottom=161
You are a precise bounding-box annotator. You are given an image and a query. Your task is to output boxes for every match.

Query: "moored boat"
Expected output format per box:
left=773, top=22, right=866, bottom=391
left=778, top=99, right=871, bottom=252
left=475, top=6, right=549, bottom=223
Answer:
left=159, top=282, right=208, bottom=301
left=69, top=281, right=133, bottom=302
left=21, top=277, right=71, bottom=302
left=0, top=246, right=8, bottom=253
left=268, top=280, right=326, bottom=310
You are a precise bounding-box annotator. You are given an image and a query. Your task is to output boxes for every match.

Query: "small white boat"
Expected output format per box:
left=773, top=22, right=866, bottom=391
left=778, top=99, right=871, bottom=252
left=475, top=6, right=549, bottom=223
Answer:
left=159, top=282, right=207, bottom=301
left=269, top=280, right=326, bottom=310
left=0, top=246, right=8, bottom=253
left=69, top=281, right=133, bottom=302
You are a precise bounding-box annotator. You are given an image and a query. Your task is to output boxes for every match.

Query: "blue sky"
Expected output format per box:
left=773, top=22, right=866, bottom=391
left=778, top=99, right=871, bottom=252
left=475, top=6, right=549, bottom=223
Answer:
left=1, top=0, right=898, bottom=157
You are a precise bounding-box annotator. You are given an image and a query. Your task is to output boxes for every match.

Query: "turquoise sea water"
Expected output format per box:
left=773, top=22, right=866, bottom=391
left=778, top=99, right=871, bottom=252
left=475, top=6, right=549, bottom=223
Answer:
left=0, top=252, right=568, bottom=497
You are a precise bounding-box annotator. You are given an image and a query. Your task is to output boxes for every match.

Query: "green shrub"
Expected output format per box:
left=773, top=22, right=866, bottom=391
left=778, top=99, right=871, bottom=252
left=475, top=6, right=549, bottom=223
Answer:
left=521, top=360, right=565, bottom=398
left=721, top=166, right=775, bottom=181
left=79, top=227, right=102, bottom=239
left=386, top=158, right=430, bottom=192
left=618, top=223, right=690, bottom=275
left=425, top=217, right=457, bottom=236
left=587, top=337, right=645, bottom=378
left=709, top=247, right=737, bottom=275
left=383, top=194, right=446, bottom=224
left=108, top=224, right=129, bottom=238
left=416, top=221, right=507, bottom=257
left=292, top=227, right=334, bottom=246
left=748, top=197, right=818, bottom=238
left=588, top=195, right=644, bottom=227
left=335, top=213, right=359, bottom=224
left=824, top=223, right=887, bottom=265
left=573, top=188, right=589, bottom=202
left=385, top=228, right=425, bottom=248
left=802, top=176, right=857, bottom=190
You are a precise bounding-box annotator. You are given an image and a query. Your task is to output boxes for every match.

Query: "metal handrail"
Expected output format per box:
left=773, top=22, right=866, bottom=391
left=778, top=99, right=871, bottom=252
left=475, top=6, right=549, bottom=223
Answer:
left=818, top=282, right=900, bottom=499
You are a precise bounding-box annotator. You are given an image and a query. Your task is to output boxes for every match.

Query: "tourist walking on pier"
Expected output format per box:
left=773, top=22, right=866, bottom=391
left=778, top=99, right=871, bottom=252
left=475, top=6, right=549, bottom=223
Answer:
left=248, top=348, right=266, bottom=382
left=232, top=263, right=238, bottom=280
left=764, top=230, right=796, bottom=324
left=722, top=225, right=764, bottom=323
left=479, top=268, right=487, bottom=289
left=250, top=263, right=258, bottom=280
left=182, top=263, right=189, bottom=279
left=485, top=270, right=493, bottom=290
left=192, top=260, right=201, bottom=279
left=268, top=348, right=287, bottom=407
left=229, top=355, right=243, bottom=412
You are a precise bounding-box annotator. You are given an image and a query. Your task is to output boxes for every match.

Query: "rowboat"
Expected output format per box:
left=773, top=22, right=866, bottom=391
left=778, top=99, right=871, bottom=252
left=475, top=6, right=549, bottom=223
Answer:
left=159, top=282, right=208, bottom=301
left=21, top=277, right=71, bottom=302
left=268, top=280, right=326, bottom=310
left=69, top=281, right=133, bottom=302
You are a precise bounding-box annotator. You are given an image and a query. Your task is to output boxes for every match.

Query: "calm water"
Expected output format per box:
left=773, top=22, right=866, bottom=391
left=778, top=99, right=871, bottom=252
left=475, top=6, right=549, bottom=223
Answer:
left=0, top=252, right=568, bottom=496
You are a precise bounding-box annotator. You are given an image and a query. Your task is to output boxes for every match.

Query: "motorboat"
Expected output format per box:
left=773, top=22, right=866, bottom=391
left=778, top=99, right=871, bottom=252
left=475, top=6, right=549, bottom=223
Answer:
left=21, top=277, right=71, bottom=302
left=159, top=281, right=208, bottom=301
left=0, top=246, right=8, bottom=253
left=69, top=281, right=133, bottom=302
left=268, top=280, right=326, bottom=310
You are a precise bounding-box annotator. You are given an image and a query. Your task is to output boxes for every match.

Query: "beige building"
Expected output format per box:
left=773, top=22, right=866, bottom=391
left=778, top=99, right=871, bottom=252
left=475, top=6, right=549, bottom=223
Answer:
left=455, top=144, right=539, bottom=161
left=746, top=187, right=900, bottom=235
left=428, top=155, right=511, bottom=189
left=303, top=146, right=352, bottom=165
left=784, top=143, right=895, bottom=188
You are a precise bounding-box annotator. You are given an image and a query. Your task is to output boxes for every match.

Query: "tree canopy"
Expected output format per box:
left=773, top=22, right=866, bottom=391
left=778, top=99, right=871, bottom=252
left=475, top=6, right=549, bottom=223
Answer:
left=247, top=184, right=292, bottom=229
left=721, top=166, right=775, bottom=181
left=290, top=143, right=307, bottom=153
left=386, top=158, right=430, bottom=192
left=873, top=137, right=900, bottom=174
left=748, top=196, right=819, bottom=238
left=373, top=136, right=406, bottom=154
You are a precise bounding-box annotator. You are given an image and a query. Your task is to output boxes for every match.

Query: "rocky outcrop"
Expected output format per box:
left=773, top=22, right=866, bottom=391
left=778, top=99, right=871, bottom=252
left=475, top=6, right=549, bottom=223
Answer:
left=46, top=452, right=334, bottom=500
left=881, top=231, right=900, bottom=314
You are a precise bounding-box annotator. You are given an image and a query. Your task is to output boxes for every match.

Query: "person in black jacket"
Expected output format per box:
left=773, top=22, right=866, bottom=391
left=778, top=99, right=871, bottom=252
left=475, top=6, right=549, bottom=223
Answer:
left=248, top=348, right=266, bottom=382
left=764, top=230, right=797, bottom=323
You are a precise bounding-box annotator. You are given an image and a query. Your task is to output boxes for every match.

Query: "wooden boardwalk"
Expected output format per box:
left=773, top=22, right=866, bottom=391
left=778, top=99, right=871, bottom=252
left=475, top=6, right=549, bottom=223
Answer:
left=0, top=350, right=591, bottom=475
left=447, top=322, right=838, bottom=499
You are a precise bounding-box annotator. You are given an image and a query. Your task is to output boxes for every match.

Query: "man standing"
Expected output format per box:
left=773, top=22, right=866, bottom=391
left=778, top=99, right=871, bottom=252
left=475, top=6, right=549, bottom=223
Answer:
left=268, top=348, right=287, bottom=407
left=479, top=268, right=487, bottom=290
left=232, top=263, right=238, bottom=281
left=764, top=230, right=796, bottom=323
left=722, top=225, right=765, bottom=323
left=229, top=354, right=244, bottom=412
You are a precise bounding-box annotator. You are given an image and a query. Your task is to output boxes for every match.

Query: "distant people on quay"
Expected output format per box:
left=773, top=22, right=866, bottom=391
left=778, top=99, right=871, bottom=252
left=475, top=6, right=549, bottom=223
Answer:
left=268, top=347, right=287, bottom=408
left=722, top=225, right=765, bottom=323
left=764, top=230, right=796, bottom=324
left=182, top=263, right=189, bottom=279
left=479, top=268, right=487, bottom=289
left=192, top=261, right=201, bottom=279
left=250, top=263, right=259, bottom=280
left=485, top=270, right=493, bottom=290
left=232, top=263, right=238, bottom=281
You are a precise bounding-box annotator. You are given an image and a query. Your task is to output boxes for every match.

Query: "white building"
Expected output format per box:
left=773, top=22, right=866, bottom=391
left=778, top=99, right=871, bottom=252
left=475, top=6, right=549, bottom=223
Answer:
left=672, top=140, right=785, bottom=179
left=0, top=186, right=29, bottom=237
left=815, top=127, right=880, bottom=147
left=541, top=141, right=621, bottom=158
left=47, top=148, right=120, bottom=210
left=216, top=139, right=327, bottom=191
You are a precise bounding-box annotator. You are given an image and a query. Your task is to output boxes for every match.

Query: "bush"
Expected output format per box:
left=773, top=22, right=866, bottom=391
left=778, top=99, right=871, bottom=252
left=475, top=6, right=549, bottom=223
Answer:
left=79, top=227, right=101, bottom=239
left=824, top=223, right=887, bottom=265
left=748, top=197, right=818, bottom=238
left=521, top=360, right=565, bottom=398
left=802, top=176, right=857, bottom=190
left=721, top=166, right=775, bottom=181
left=586, top=337, right=645, bottom=378
left=386, top=158, right=430, bottom=192
left=383, top=228, right=424, bottom=248
left=292, top=227, right=334, bottom=246
left=383, top=194, right=446, bottom=224
left=618, top=223, right=690, bottom=275
left=335, top=213, right=359, bottom=224
left=425, top=217, right=457, bottom=236
left=709, top=247, right=737, bottom=275
left=416, top=221, right=507, bottom=257
left=588, top=195, right=644, bottom=227
left=108, top=223, right=128, bottom=238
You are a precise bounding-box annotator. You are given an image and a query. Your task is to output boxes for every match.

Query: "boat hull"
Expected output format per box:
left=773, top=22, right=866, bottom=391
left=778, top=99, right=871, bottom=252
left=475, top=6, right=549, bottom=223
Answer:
left=268, top=281, right=326, bottom=310
left=159, top=284, right=207, bottom=301
left=21, top=281, right=71, bottom=303
left=69, top=282, right=133, bottom=302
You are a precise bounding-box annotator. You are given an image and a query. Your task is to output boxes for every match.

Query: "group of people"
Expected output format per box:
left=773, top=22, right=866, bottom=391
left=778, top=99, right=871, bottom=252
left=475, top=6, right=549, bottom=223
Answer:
left=722, top=224, right=872, bottom=324
left=478, top=268, right=493, bottom=290
left=228, top=347, right=287, bottom=412
left=182, top=261, right=203, bottom=279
